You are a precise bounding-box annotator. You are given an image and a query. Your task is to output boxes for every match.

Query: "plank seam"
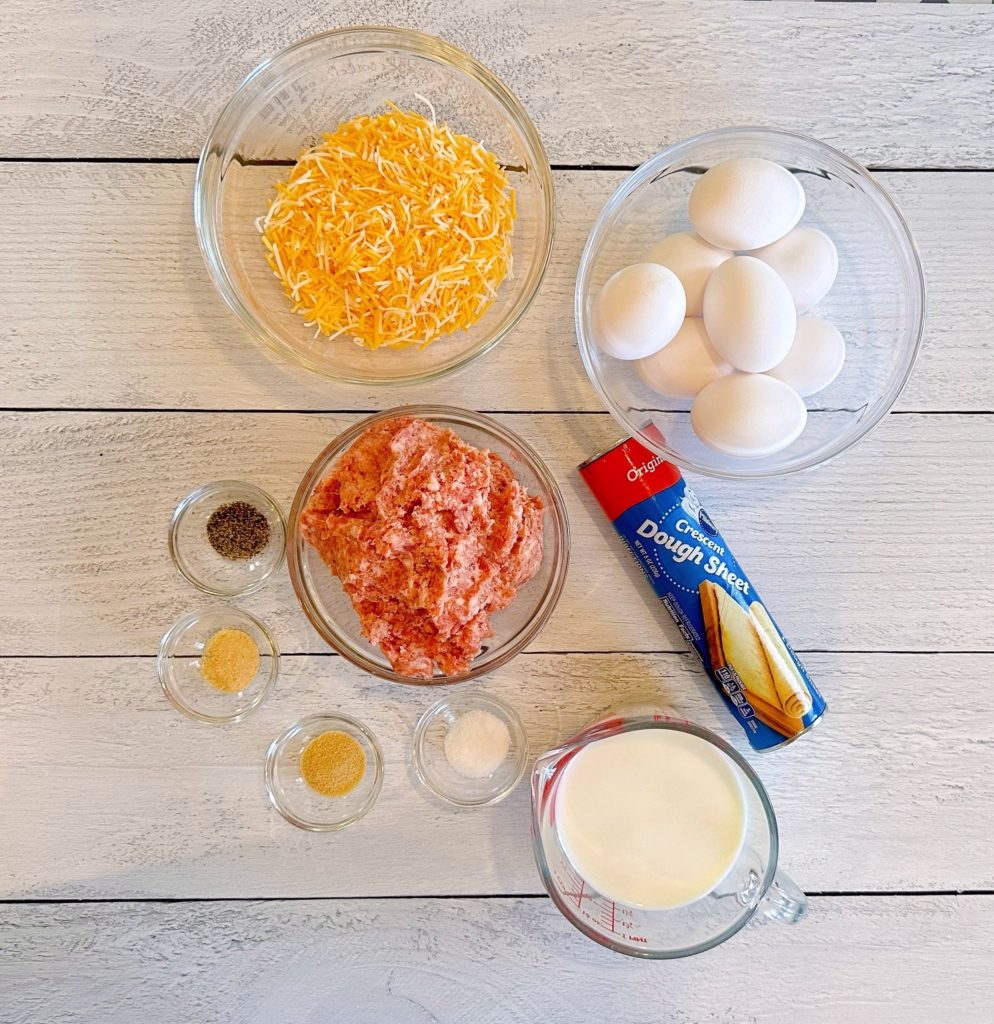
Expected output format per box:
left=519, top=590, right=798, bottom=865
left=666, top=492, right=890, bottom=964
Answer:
left=1, top=157, right=994, bottom=173
left=1, top=408, right=990, bottom=416
left=1, top=890, right=990, bottom=906
left=0, top=650, right=989, bottom=659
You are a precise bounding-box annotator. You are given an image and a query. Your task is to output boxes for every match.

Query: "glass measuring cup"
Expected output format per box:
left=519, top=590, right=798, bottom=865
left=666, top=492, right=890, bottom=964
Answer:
left=531, top=705, right=806, bottom=958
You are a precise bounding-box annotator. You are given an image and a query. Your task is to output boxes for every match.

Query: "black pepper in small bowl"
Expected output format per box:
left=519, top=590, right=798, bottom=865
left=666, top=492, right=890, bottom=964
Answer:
left=169, top=481, right=286, bottom=597
left=207, top=501, right=271, bottom=560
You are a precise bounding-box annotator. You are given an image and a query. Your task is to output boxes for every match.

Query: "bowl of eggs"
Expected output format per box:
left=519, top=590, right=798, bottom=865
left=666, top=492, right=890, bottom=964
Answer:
left=576, top=127, right=926, bottom=478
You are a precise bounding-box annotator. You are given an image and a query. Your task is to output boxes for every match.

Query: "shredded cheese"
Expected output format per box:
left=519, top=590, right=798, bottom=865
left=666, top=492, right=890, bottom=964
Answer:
left=260, top=105, right=516, bottom=350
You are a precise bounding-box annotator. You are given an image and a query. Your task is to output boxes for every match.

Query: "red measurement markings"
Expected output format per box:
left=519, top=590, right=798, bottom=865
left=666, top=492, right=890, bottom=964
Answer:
left=554, top=864, right=590, bottom=910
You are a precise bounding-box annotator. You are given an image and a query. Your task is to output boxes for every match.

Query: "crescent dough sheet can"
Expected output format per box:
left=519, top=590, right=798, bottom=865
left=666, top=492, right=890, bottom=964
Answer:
left=580, top=435, right=826, bottom=751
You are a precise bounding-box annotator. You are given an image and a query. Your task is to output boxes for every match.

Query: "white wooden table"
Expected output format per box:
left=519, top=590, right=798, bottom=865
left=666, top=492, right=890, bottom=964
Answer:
left=2, top=2, right=993, bottom=1020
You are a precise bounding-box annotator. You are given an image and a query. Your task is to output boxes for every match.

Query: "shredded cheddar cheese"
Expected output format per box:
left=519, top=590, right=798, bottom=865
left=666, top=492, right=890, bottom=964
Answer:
left=260, top=105, right=516, bottom=350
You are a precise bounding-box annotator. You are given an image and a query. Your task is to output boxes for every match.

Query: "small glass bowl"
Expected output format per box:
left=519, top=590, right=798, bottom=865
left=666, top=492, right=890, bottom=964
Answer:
left=287, top=406, right=570, bottom=685
left=265, top=714, right=384, bottom=831
left=194, top=26, right=555, bottom=386
left=575, top=127, right=926, bottom=478
left=413, top=692, right=528, bottom=807
left=158, top=607, right=279, bottom=724
left=169, top=480, right=286, bottom=597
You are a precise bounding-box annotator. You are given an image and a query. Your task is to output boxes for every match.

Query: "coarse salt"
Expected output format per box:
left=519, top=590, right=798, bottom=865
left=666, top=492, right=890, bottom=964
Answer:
left=444, top=709, right=511, bottom=779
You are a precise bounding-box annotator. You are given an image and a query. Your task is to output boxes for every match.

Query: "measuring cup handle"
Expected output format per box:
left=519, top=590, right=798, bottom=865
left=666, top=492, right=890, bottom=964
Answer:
left=760, top=870, right=807, bottom=925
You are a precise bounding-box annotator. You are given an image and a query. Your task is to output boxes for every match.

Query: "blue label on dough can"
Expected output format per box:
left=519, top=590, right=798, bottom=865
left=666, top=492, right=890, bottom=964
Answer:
left=580, top=436, right=826, bottom=751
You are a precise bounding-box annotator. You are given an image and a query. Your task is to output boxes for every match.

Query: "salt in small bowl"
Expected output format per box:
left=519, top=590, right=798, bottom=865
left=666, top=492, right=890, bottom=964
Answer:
left=413, top=691, right=528, bottom=807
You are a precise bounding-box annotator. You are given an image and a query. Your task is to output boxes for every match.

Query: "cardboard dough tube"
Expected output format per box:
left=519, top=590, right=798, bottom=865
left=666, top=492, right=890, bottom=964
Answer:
left=580, top=434, right=826, bottom=752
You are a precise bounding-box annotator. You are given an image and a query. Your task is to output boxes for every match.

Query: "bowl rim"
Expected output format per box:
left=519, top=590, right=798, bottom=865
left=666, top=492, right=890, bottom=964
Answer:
left=157, top=605, right=280, bottom=725
left=264, top=712, right=385, bottom=831
left=193, top=25, right=556, bottom=387
left=286, top=405, right=571, bottom=685
left=168, top=479, right=287, bottom=597
left=575, top=125, right=927, bottom=479
left=412, top=691, right=530, bottom=807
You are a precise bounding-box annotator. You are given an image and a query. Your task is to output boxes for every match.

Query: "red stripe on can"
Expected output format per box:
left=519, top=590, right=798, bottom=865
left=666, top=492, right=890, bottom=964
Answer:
left=578, top=436, right=682, bottom=522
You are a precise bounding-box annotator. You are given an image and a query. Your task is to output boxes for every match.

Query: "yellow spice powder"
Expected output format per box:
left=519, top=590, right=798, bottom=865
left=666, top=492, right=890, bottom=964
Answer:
left=300, top=731, right=366, bottom=798
left=200, top=628, right=260, bottom=693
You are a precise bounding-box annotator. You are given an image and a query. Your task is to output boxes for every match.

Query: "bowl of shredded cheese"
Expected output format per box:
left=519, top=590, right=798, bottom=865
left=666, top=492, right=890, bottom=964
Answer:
left=195, top=27, right=555, bottom=385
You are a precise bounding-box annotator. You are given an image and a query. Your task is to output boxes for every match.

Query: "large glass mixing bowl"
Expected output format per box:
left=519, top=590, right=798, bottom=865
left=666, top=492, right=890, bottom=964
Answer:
left=195, top=27, right=554, bottom=386
left=287, top=406, right=570, bottom=685
left=576, top=128, right=926, bottom=478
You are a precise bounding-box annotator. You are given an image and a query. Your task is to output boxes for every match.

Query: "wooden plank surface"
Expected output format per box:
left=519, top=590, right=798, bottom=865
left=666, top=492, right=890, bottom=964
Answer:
left=1, top=652, right=990, bottom=898
left=0, top=165, right=988, bottom=413
left=2, top=411, right=990, bottom=656
left=3, top=2, right=993, bottom=166
left=3, top=896, right=993, bottom=1024
left=3, top=1, right=994, bottom=1017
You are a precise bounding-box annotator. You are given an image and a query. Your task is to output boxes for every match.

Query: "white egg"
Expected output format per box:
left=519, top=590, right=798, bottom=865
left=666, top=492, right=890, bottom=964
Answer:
left=592, top=262, right=686, bottom=360
left=768, top=317, right=846, bottom=397
left=643, top=232, right=731, bottom=316
left=702, top=256, right=797, bottom=373
left=636, top=318, right=732, bottom=399
left=751, top=227, right=839, bottom=313
left=689, top=157, right=805, bottom=251
left=691, top=373, right=808, bottom=458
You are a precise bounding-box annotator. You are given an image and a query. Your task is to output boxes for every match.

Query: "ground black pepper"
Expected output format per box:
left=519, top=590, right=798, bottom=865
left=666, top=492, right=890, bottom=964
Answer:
left=206, top=501, right=271, bottom=560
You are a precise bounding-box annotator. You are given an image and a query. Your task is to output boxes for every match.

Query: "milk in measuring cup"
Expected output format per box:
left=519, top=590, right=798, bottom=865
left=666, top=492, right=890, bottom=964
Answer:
left=554, top=729, right=747, bottom=909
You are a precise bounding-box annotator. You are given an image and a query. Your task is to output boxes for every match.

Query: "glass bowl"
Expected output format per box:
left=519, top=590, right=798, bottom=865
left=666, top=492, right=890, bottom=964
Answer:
left=169, top=480, right=286, bottom=597
left=576, top=127, right=926, bottom=478
left=287, top=405, right=570, bottom=685
left=194, top=26, right=555, bottom=386
left=158, top=607, right=279, bottom=724
left=413, top=691, right=529, bottom=807
left=265, top=714, right=384, bottom=831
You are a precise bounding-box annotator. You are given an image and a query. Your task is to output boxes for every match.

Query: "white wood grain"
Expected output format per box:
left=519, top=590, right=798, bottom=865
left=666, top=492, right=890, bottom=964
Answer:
left=1, top=651, right=990, bottom=898
left=1, top=411, right=990, bottom=655
left=0, top=165, right=987, bottom=413
left=2, top=895, right=992, bottom=1023
left=3, top=1, right=994, bottom=166
left=2, top=2, right=991, bottom=1017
